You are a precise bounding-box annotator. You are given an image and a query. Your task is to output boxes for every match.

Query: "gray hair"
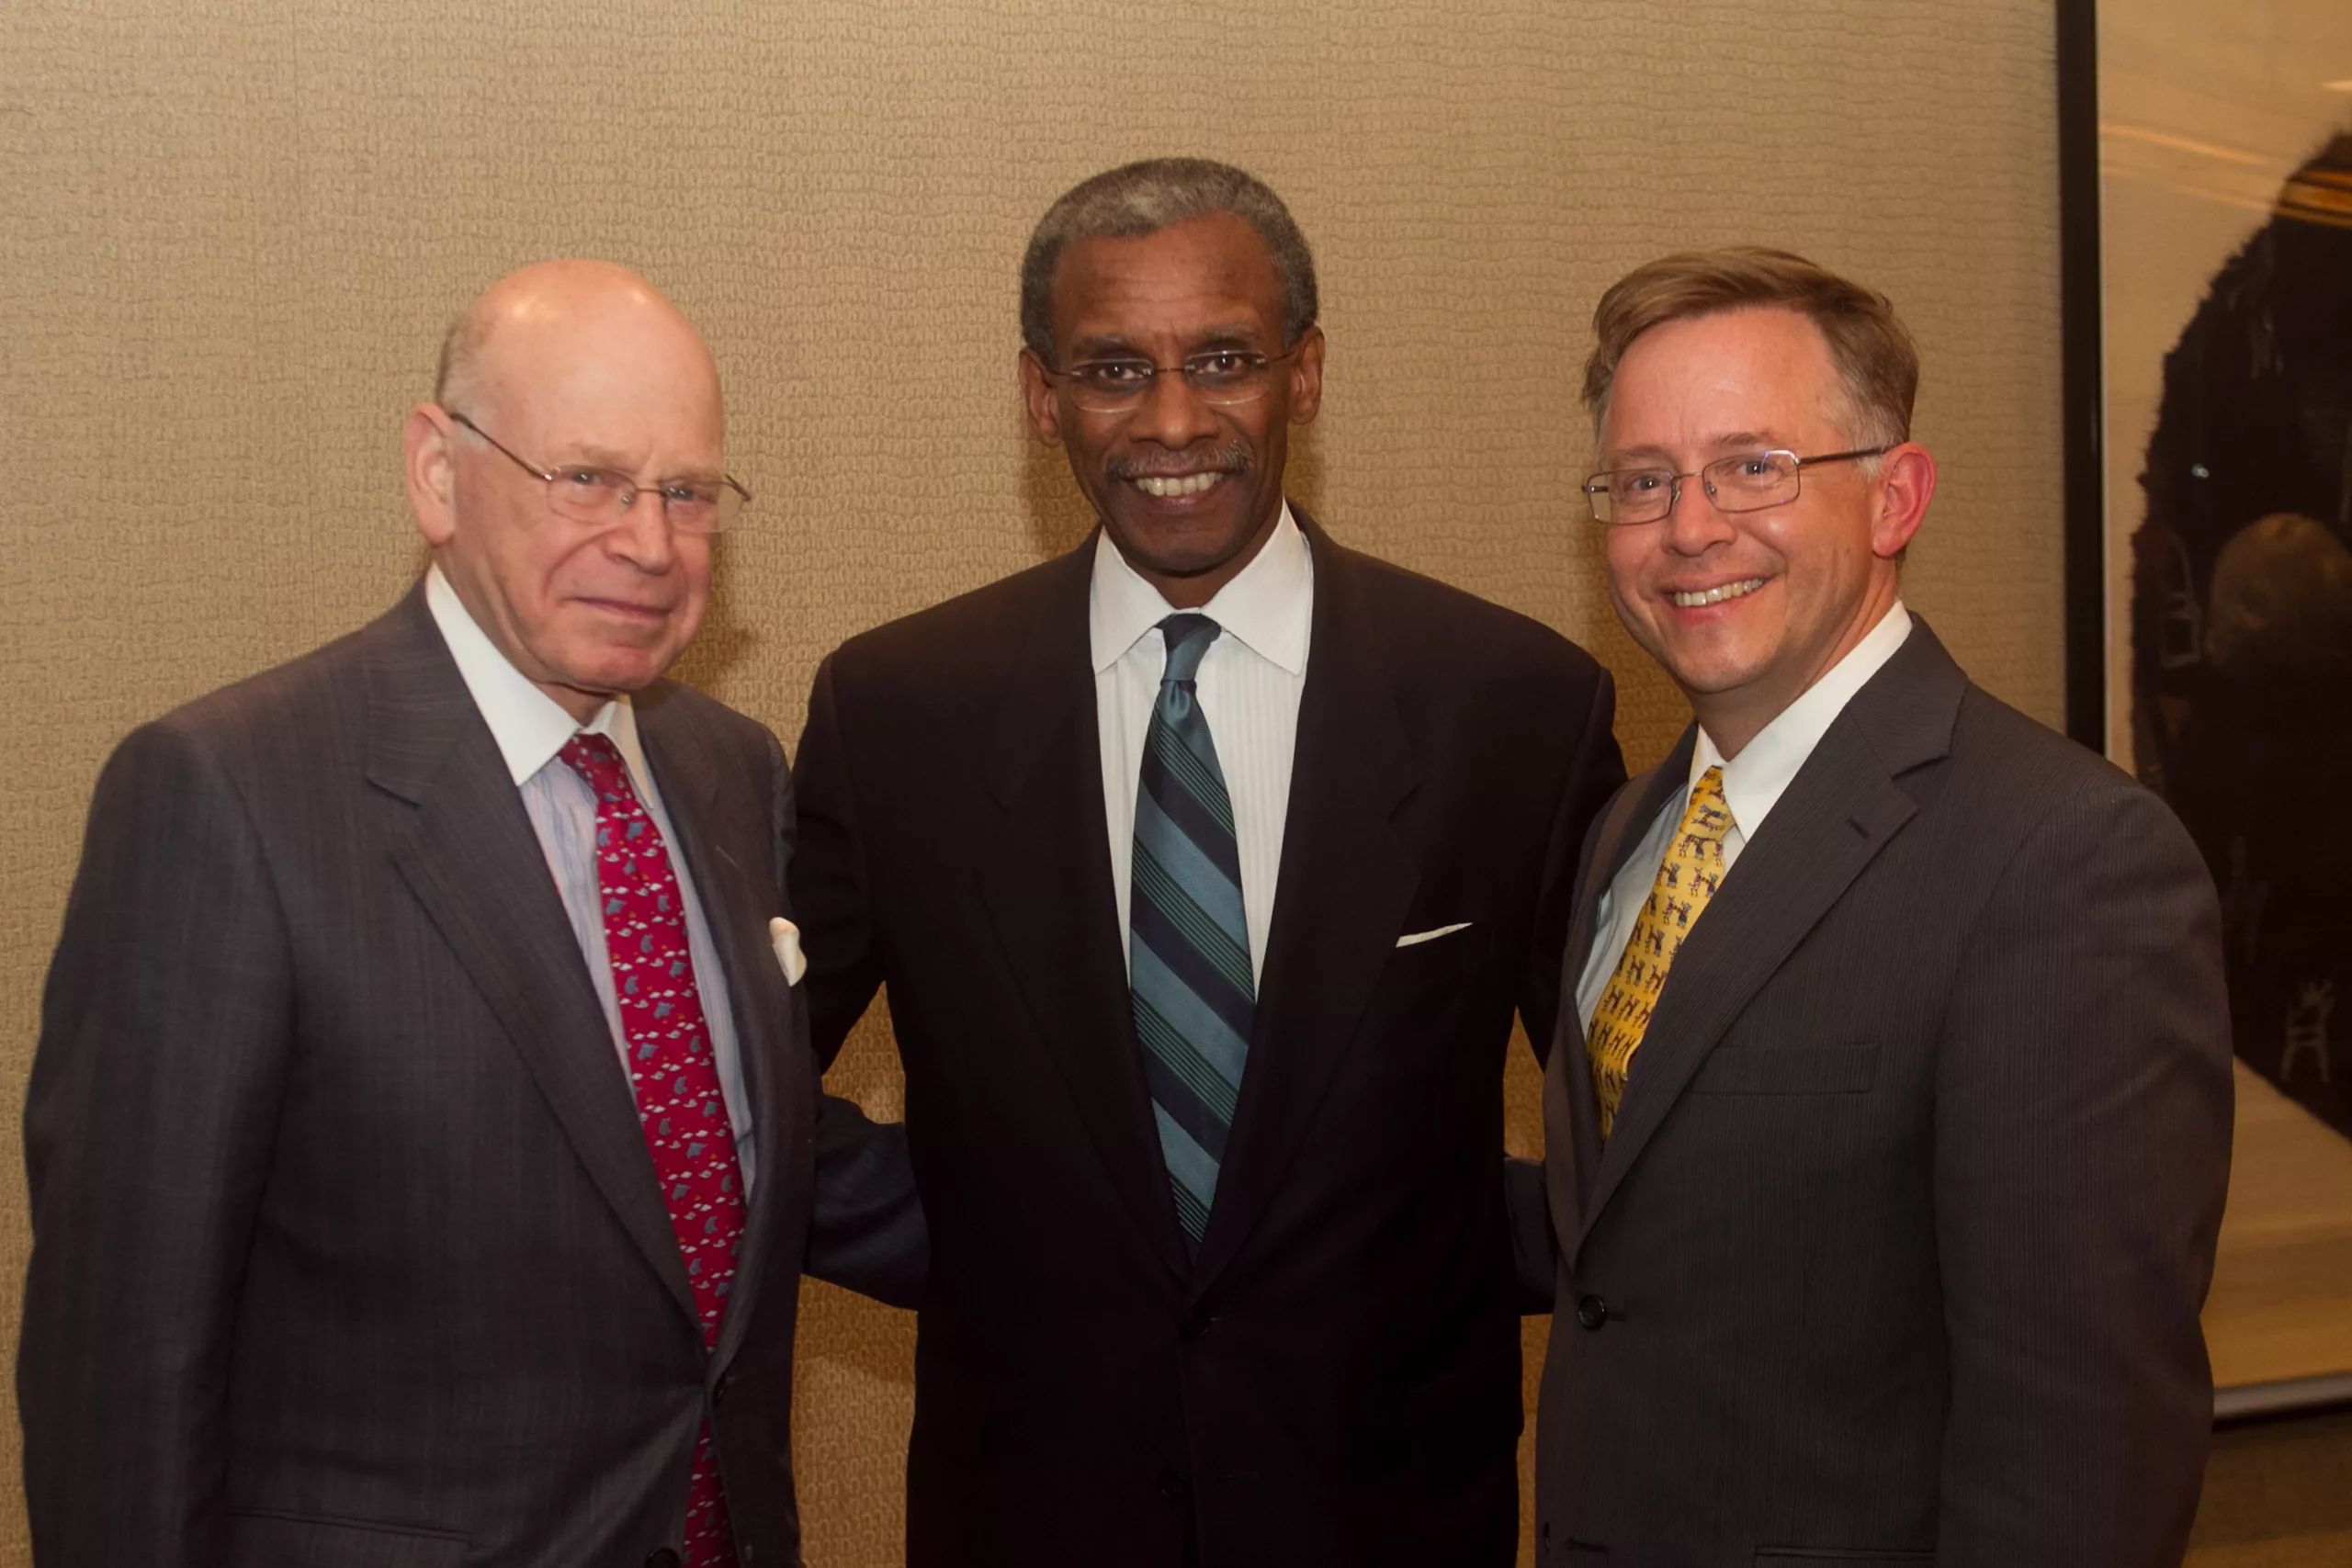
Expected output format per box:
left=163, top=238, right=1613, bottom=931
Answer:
left=1019, top=157, right=1318, bottom=362
left=434, top=310, right=491, bottom=414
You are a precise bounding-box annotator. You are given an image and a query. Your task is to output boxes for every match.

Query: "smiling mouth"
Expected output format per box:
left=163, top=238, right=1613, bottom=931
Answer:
left=1129, top=472, right=1228, bottom=499
left=1670, top=578, right=1766, bottom=608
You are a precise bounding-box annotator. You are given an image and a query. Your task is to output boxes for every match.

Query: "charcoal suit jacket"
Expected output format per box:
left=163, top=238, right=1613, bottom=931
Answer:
left=1524, top=619, right=2233, bottom=1568
left=790, top=508, right=1624, bottom=1567
left=21, top=583, right=923, bottom=1568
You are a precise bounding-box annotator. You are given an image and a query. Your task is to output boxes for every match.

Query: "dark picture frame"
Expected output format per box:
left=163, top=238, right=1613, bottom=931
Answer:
left=2058, top=0, right=2352, bottom=1415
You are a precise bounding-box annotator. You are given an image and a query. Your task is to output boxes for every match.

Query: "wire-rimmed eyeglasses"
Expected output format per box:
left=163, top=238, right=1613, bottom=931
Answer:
left=447, top=410, right=752, bottom=535
left=1582, top=446, right=1887, bottom=526
left=1035, top=344, right=1305, bottom=414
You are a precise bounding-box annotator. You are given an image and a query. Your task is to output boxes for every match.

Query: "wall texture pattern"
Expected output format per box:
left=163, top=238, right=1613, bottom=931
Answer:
left=0, top=1, right=2064, bottom=1562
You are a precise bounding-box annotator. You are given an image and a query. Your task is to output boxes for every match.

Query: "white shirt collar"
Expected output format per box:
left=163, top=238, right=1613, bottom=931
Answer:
left=424, top=564, right=648, bottom=788
left=1690, top=600, right=1913, bottom=836
left=1089, top=502, right=1313, bottom=675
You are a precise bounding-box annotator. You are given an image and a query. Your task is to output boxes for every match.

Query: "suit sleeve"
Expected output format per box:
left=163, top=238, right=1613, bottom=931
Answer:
left=1932, top=781, right=2233, bottom=1565
left=781, top=660, right=928, bottom=1309
left=1520, top=665, right=1624, bottom=1061
left=19, top=721, right=294, bottom=1566
left=791, top=654, right=886, bottom=1069
left=1507, top=665, right=1623, bottom=1314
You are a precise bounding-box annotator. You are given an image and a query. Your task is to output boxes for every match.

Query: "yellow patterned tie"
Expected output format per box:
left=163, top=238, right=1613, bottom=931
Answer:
left=1587, top=765, right=1732, bottom=1137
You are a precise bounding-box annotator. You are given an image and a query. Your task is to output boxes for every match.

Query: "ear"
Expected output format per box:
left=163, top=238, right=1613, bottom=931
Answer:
left=1017, top=349, right=1065, bottom=446
left=1285, top=327, right=1327, bottom=425
left=1870, top=441, right=1936, bottom=559
left=405, top=403, right=460, bottom=548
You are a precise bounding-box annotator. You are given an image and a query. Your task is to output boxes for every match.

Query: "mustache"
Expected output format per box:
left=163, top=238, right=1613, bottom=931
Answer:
left=1107, top=446, right=1251, bottom=481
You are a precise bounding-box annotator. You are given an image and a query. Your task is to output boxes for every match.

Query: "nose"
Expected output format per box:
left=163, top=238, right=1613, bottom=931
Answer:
left=1658, top=470, right=1736, bottom=555
left=602, top=487, right=678, bottom=571
left=1125, top=367, right=1222, bottom=448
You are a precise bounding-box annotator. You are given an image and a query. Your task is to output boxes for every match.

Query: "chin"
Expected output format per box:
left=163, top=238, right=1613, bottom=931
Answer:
left=563, top=650, right=675, bottom=696
left=1109, top=512, right=1262, bottom=576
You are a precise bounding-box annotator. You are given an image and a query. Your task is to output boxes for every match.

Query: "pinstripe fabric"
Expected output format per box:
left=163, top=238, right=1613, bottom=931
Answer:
left=1130, top=614, right=1253, bottom=1247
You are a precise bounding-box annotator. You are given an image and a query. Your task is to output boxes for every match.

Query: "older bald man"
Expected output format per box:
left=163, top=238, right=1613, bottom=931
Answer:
left=20, top=260, right=922, bottom=1568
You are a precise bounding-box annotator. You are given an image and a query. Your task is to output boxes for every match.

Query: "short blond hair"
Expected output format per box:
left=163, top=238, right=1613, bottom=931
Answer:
left=1582, top=247, right=1918, bottom=447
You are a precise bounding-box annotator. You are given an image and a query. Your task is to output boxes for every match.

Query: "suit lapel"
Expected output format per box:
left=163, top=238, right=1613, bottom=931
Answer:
left=1188, top=514, right=1421, bottom=1293
left=635, top=692, right=808, bottom=1371
left=977, top=541, right=1193, bottom=1281
left=364, top=589, right=700, bottom=1329
left=1544, top=738, right=1693, bottom=1247
left=1568, top=620, right=1968, bottom=1264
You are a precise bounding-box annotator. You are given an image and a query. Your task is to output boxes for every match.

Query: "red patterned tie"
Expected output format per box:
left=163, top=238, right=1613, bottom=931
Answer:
left=560, top=733, right=743, bottom=1568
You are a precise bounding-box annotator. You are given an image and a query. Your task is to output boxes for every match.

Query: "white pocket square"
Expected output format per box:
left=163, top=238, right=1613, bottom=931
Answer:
left=769, top=917, right=808, bottom=986
left=1396, top=921, right=1473, bottom=948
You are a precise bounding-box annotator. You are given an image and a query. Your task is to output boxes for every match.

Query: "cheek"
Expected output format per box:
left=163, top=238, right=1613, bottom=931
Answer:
left=1603, top=536, right=1655, bottom=604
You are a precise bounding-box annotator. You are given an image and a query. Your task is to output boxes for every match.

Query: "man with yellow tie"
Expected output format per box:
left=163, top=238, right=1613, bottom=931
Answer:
left=1519, top=248, right=2234, bottom=1566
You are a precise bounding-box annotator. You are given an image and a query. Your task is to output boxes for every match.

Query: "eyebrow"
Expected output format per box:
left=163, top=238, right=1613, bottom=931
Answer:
left=553, top=445, right=724, bottom=482
left=1067, top=322, right=1270, bottom=359
left=1601, top=432, right=1788, bottom=466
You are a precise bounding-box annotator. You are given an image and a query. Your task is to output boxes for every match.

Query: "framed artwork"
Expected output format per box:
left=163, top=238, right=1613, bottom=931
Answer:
left=2059, top=0, right=2352, bottom=1412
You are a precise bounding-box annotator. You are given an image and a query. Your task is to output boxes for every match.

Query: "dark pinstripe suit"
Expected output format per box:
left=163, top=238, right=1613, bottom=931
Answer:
left=20, top=586, right=922, bottom=1567
left=1523, top=620, right=2233, bottom=1567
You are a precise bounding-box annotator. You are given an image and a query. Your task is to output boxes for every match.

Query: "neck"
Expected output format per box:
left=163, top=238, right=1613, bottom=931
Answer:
left=1692, top=581, right=1899, bottom=761
left=539, top=681, right=612, bottom=725
left=1122, top=502, right=1284, bottom=610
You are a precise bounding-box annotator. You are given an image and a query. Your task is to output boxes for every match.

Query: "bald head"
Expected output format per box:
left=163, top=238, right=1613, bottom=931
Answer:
left=405, top=259, right=729, bottom=721
left=435, top=260, right=720, bottom=438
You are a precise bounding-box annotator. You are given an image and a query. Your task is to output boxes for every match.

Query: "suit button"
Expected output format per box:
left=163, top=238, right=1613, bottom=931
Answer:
left=713, top=1371, right=735, bottom=1406
left=647, top=1551, right=681, bottom=1568
left=1179, top=1310, right=1212, bottom=1341
left=1576, top=1294, right=1609, bottom=1331
left=1158, top=1468, right=1191, bottom=1505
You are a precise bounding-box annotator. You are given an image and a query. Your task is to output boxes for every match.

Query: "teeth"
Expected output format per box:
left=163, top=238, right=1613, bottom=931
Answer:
left=1134, top=472, right=1223, bottom=498
left=1670, top=578, right=1765, bottom=608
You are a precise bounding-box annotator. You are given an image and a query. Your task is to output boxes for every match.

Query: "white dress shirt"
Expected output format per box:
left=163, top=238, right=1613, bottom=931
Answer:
left=424, top=566, right=757, bottom=1190
left=1094, top=504, right=1313, bottom=985
left=1576, top=602, right=1915, bottom=1032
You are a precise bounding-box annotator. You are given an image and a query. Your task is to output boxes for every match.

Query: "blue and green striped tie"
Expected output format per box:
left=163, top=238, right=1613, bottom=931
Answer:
left=1131, top=614, right=1253, bottom=1251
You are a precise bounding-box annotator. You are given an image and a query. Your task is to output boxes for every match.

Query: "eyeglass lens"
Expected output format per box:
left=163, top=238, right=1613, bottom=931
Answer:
left=1060, top=353, right=1277, bottom=412
left=1587, top=452, right=1804, bottom=525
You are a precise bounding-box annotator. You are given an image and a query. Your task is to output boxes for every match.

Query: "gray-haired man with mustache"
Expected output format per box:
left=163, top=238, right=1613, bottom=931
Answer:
left=786, top=158, right=1624, bottom=1565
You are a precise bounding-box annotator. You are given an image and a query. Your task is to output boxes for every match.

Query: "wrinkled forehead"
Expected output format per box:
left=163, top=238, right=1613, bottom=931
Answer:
left=476, top=313, right=726, bottom=462
left=1050, top=213, right=1287, bottom=352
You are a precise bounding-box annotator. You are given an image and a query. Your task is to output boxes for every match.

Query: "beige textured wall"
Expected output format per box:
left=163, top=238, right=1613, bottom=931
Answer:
left=0, top=1, right=2064, bottom=1562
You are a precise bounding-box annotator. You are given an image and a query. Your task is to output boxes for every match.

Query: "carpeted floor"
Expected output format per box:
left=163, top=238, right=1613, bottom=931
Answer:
left=2187, top=1404, right=2352, bottom=1565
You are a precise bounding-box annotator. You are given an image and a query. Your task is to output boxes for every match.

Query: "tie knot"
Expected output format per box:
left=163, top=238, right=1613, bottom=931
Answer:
left=559, top=731, right=633, bottom=799
left=1681, top=764, right=1733, bottom=845
left=1159, top=614, right=1222, bottom=684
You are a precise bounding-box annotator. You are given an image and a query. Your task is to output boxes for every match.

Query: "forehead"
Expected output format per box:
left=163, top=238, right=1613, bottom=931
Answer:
left=1049, top=210, right=1284, bottom=351
left=1602, top=307, right=1843, bottom=455
left=474, top=297, right=725, bottom=461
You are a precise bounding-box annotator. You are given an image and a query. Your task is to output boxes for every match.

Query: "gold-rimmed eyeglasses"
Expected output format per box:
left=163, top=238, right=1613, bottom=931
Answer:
left=1582, top=446, right=1888, bottom=526
left=447, top=410, right=752, bottom=535
left=1036, top=344, right=1305, bottom=414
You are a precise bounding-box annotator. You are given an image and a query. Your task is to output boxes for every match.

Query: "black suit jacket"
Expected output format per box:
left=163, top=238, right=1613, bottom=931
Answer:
left=21, top=585, right=922, bottom=1568
left=791, top=510, right=1623, bottom=1567
left=1526, top=620, right=2233, bottom=1568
